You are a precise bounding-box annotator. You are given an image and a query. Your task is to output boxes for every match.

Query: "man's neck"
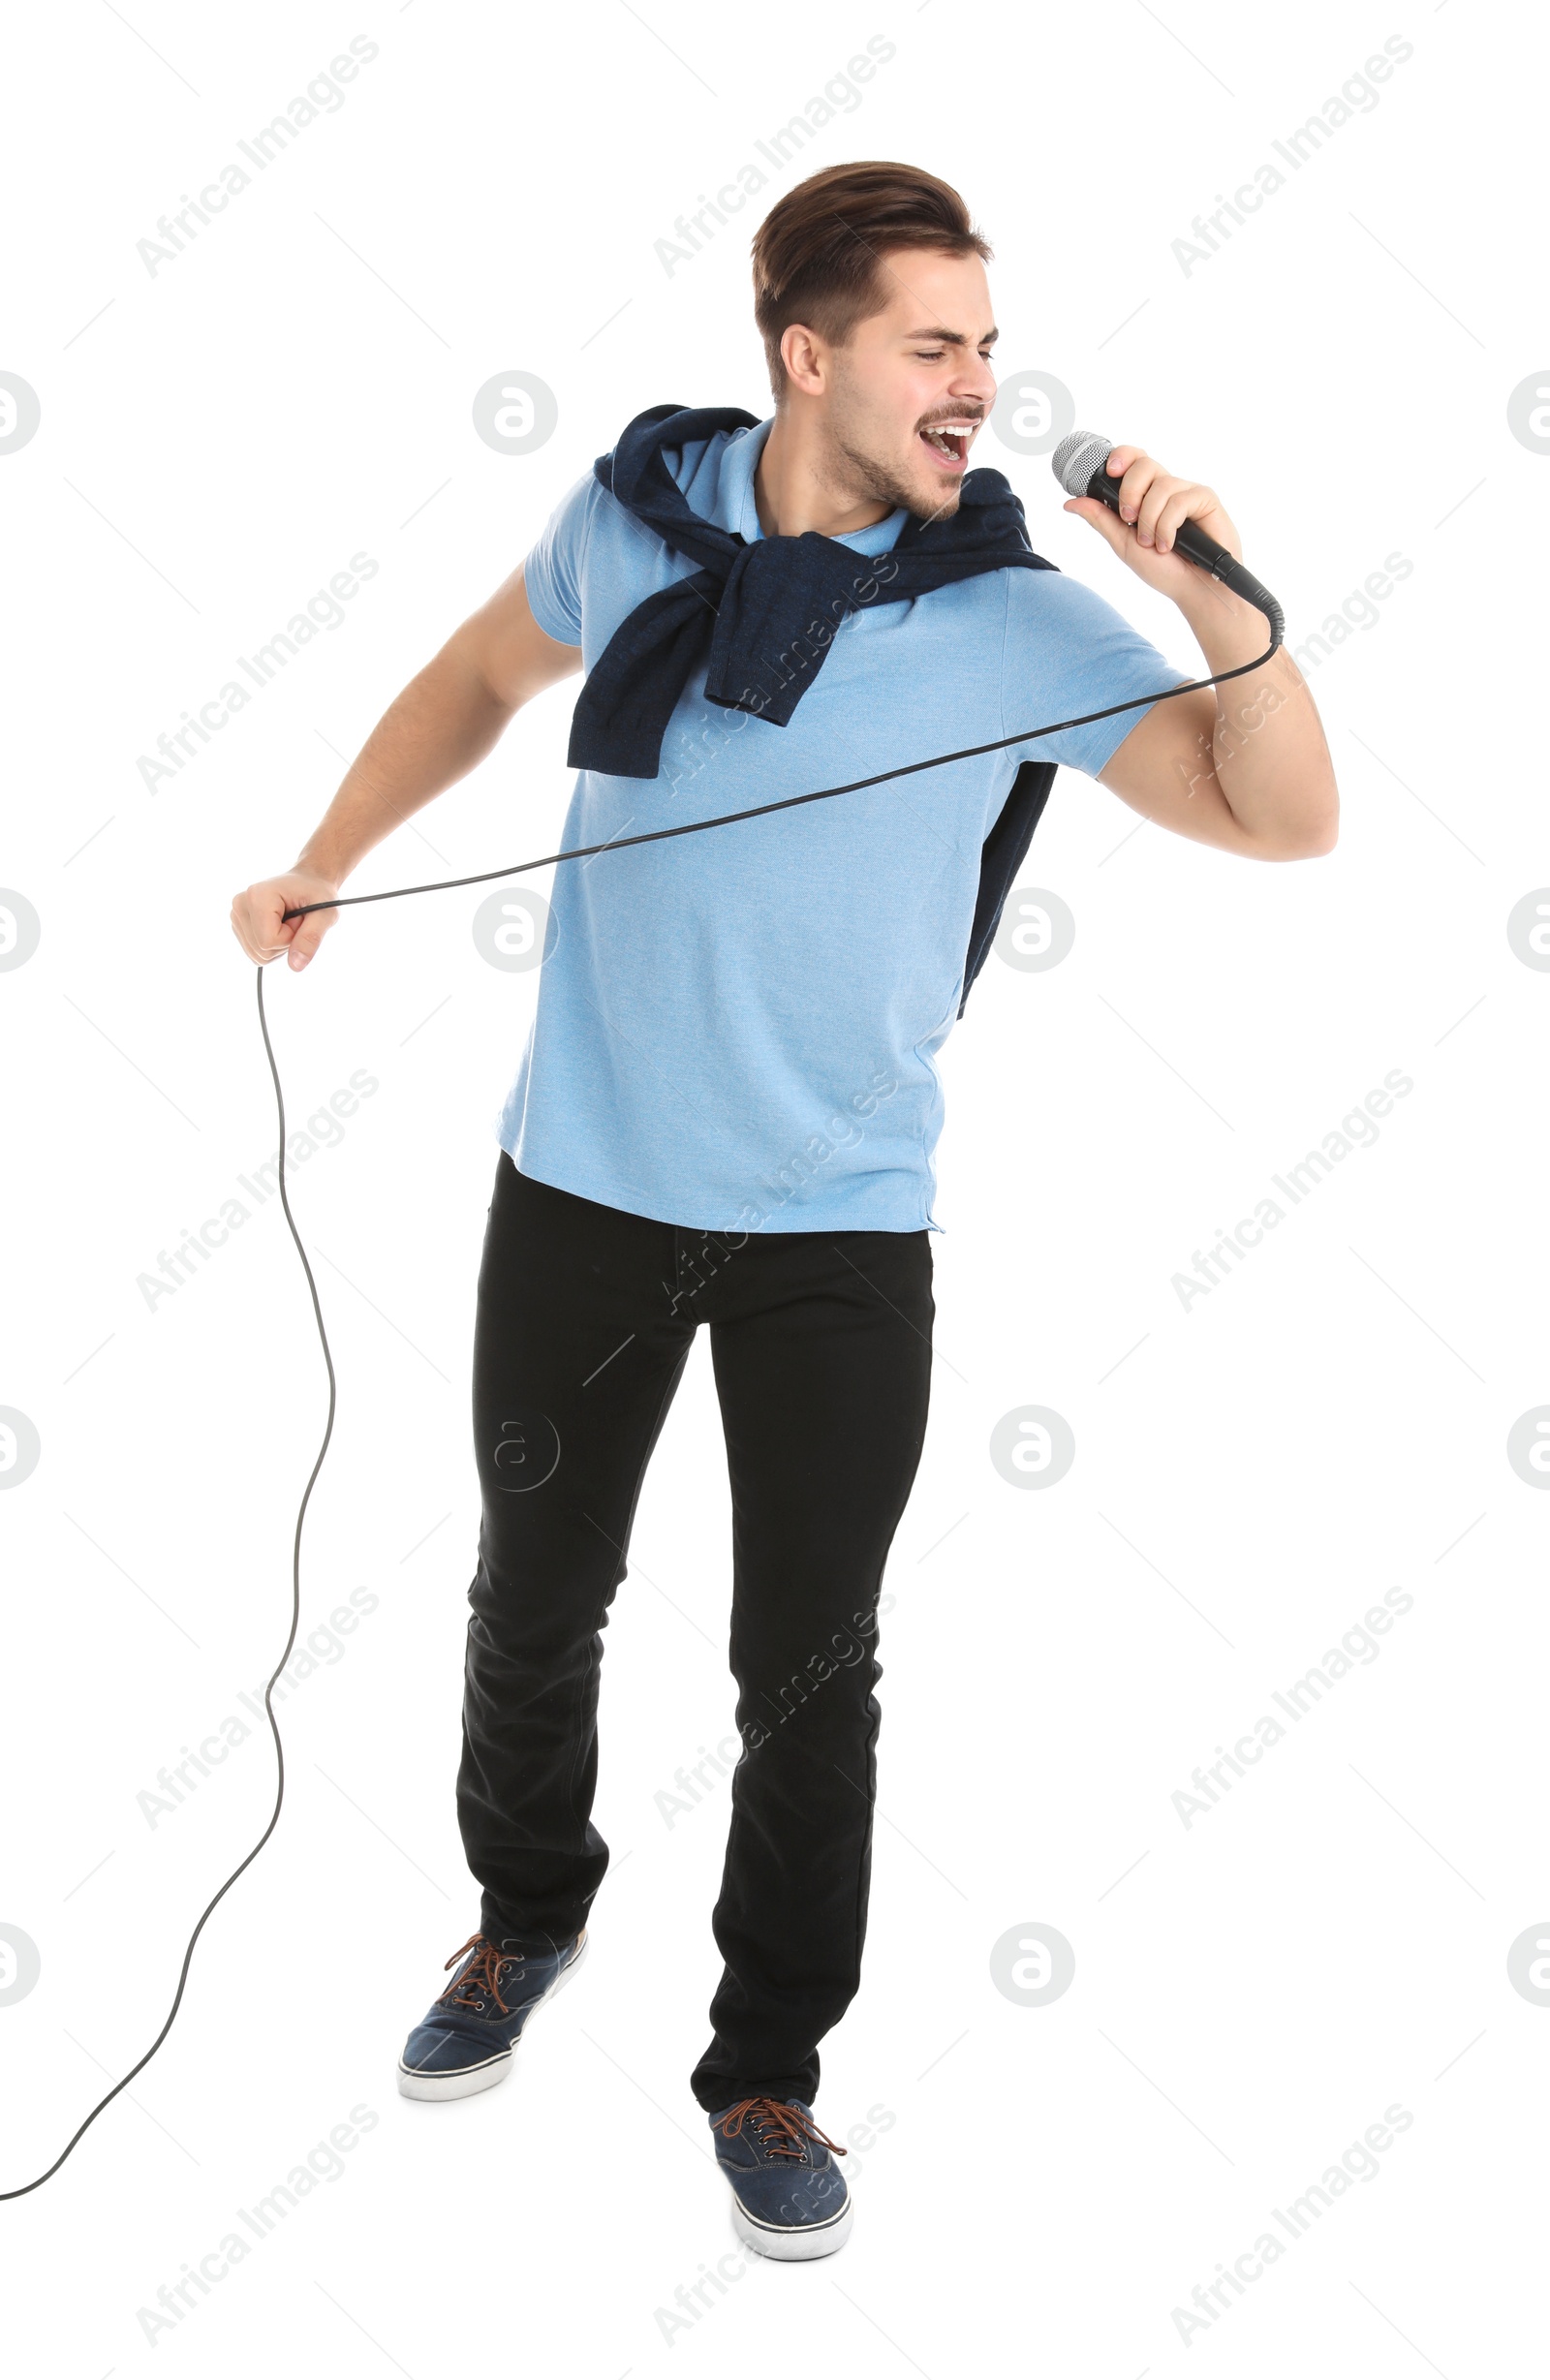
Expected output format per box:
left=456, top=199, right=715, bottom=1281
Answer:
left=753, top=408, right=893, bottom=541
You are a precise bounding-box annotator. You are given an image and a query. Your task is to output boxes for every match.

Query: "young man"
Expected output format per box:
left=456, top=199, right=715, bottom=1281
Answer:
left=231, top=161, right=1337, bottom=2261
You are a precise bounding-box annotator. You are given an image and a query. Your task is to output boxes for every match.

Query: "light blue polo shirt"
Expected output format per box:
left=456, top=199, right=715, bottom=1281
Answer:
left=498, top=415, right=1190, bottom=1234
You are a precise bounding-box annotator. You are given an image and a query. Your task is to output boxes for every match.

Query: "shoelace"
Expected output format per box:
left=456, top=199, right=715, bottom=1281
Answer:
left=714, top=2095, right=848, bottom=2161
left=437, top=1933, right=520, bottom=2016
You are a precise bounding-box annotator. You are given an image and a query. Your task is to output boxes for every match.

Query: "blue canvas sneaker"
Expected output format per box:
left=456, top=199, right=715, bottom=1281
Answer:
left=709, top=2095, right=852, bottom=2259
left=397, top=1929, right=587, bottom=2101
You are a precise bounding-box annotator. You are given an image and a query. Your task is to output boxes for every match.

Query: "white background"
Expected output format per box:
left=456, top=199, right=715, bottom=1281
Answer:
left=2, top=2, right=1545, bottom=2371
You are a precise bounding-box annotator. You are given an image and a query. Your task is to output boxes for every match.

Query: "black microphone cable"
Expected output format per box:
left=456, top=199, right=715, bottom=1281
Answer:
left=274, top=605, right=1286, bottom=927
left=0, top=984, right=329, bottom=2201
left=1, top=584, right=1282, bottom=2200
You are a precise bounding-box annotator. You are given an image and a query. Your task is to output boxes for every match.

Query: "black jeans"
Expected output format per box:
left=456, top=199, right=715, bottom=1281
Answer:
left=456, top=1154, right=934, bottom=2112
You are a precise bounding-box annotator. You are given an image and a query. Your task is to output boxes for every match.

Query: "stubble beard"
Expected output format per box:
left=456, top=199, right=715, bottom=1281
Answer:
left=818, top=376, right=963, bottom=527
left=830, top=428, right=962, bottom=526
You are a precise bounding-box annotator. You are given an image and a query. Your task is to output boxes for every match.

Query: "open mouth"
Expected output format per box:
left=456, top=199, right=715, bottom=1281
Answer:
left=918, top=421, right=977, bottom=472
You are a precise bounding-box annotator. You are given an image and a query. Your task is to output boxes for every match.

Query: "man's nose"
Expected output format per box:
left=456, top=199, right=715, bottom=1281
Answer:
left=957, top=362, right=998, bottom=413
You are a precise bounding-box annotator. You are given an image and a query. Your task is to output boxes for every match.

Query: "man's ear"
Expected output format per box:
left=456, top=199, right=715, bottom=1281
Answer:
left=780, top=322, right=826, bottom=397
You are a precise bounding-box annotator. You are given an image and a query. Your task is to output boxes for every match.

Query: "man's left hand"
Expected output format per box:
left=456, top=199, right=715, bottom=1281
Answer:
left=1063, top=446, right=1241, bottom=603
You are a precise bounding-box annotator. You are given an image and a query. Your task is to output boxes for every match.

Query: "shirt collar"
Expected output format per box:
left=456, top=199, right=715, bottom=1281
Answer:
left=714, top=416, right=907, bottom=553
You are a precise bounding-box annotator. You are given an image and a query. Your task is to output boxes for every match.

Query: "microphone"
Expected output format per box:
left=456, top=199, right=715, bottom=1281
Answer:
left=1051, top=428, right=1284, bottom=645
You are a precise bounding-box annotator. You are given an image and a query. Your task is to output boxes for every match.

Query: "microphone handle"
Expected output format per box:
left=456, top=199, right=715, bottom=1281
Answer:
left=1082, top=465, right=1285, bottom=650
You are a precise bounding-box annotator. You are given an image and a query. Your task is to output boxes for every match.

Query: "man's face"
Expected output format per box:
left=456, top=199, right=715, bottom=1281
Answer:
left=811, top=246, right=1000, bottom=523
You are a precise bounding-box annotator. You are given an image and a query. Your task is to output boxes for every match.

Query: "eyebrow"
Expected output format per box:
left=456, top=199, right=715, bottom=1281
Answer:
left=903, top=325, right=1000, bottom=347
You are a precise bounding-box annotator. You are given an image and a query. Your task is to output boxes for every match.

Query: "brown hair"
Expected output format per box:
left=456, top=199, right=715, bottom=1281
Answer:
left=751, top=161, right=992, bottom=401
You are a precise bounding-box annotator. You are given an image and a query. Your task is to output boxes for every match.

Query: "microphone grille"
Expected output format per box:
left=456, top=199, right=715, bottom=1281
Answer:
left=1051, top=428, right=1112, bottom=497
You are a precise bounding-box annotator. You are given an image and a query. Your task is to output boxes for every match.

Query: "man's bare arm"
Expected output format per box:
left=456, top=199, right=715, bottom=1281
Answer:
left=1097, top=594, right=1337, bottom=860
left=230, top=569, right=582, bottom=969
left=1067, top=444, right=1339, bottom=861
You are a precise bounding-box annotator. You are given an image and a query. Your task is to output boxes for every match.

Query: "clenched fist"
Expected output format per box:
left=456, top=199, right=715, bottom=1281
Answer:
left=230, top=871, right=342, bottom=971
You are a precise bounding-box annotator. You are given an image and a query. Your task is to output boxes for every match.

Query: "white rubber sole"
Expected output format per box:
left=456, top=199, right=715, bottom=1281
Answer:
left=728, top=2188, right=853, bottom=2262
left=396, top=1931, right=589, bottom=2103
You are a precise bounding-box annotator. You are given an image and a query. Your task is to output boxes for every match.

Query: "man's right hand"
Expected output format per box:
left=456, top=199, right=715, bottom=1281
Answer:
left=227, top=572, right=580, bottom=975
left=230, top=871, right=343, bottom=971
